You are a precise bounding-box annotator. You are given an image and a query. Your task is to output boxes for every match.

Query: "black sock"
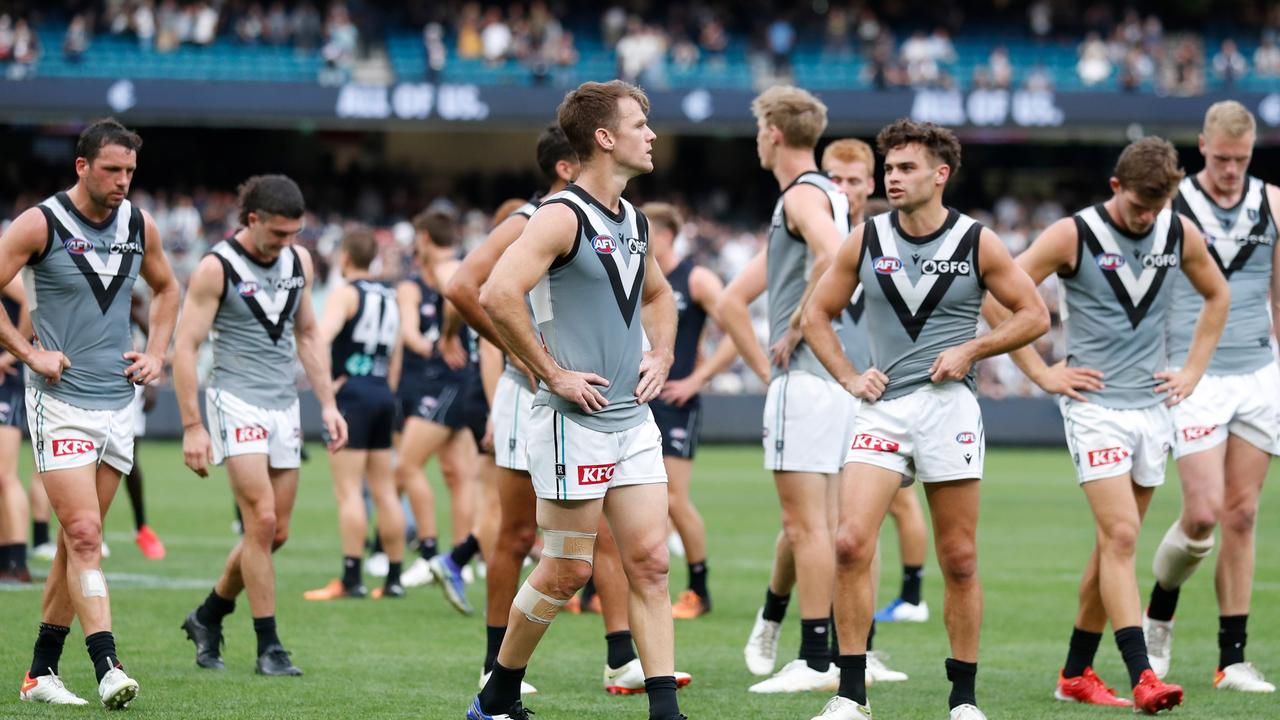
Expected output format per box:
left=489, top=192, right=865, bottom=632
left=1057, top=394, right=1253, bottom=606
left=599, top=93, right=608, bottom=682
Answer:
left=1147, top=581, right=1180, bottom=622
left=85, top=631, right=119, bottom=683
left=196, top=588, right=236, bottom=627
left=901, top=564, right=924, bottom=605
left=13, top=543, right=28, bottom=570
left=1114, top=626, right=1151, bottom=688
left=1063, top=627, right=1103, bottom=678
left=253, top=616, right=281, bottom=656
left=644, top=675, right=680, bottom=720
left=828, top=613, right=840, bottom=660
left=371, top=532, right=384, bottom=554
left=836, top=654, right=868, bottom=704
left=762, top=588, right=790, bottom=623
left=580, top=576, right=597, bottom=604
left=484, top=625, right=506, bottom=674
left=800, top=618, right=830, bottom=671
left=385, top=561, right=402, bottom=588
left=688, top=561, right=709, bottom=602
left=946, top=657, right=978, bottom=709
left=32, top=521, right=49, bottom=548
left=866, top=619, right=876, bottom=652
left=342, top=556, right=362, bottom=589
left=417, top=537, right=438, bottom=561
left=29, top=623, right=70, bottom=677
left=125, top=457, right=146, bottom=529
left=479, top=661, right=525, bottom=714
left=449, top=534, right=481, bottom=568
left=606, top=630, right=637, bottom=669
left=1219, top=615, right=1247, bottom=669
left=2, top=543, right=18, bottom=570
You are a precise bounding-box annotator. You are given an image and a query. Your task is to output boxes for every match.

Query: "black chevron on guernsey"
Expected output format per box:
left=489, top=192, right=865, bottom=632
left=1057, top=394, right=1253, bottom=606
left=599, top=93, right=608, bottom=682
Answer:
left=863, top=219, right=979, bottom=342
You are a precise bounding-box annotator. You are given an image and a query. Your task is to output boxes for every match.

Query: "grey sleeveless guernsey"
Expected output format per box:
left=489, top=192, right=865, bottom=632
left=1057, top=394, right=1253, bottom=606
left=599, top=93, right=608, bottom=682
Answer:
left=766, top=171, right=850, bottom=380
left=24, top=192, right=144, bottom=410
left=528, top=185, right=650, bottom=432
left=501, top=199, right=541, bottom=393
left=1060, top=204, right=1182, bottom=409
left=1168, top=175, right=1276, bottom=374
left=207, top=238, right=306, bottom=409
left=837, top=285, right=872, bottom=372
left=858, top=209, right=985, bottom=401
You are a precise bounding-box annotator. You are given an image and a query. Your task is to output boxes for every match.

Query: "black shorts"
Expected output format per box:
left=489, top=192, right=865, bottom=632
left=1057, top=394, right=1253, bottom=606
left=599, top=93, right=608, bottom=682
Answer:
left=651, top=399, right=701, bottom=459
left=337, top=381, right=395, bottom=450
left=0, top=380, right=24, bottom=429
left=399, top=374, right=489, bottom=445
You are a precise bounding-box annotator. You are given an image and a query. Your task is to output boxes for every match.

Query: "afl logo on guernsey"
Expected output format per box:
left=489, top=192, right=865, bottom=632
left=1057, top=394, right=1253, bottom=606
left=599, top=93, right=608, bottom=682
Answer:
left=1095, top=253, right=1126, bottom=271
left=592, top=235, right=616, bottom=254
left=237, top=280, right=260, bottom=297
left=955, top=432, right=977, bottom=444
left=63, top=238, right=93, bottom=255
left=873, top=256, right=902, bottom=275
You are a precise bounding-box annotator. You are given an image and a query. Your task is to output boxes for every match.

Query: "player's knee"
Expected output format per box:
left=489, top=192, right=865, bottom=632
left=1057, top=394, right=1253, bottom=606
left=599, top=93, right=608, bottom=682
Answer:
left=936, top=542, right=978, bottom=583
left=0, top=471, right=19, bottom=489
left=245, top=510, right=278, bottom=546
left=1100, top=521, right=1140, bottom=557
left=504, top=523, right=537, bottom=557
left=542, top=557, right=593, bottom=597
left=834, top=530, right=875, bottom=569
left=625, top=542, right=670, bottom=591
left=1221, top=503, right=1257, bottom=536
left=1183, top=505, right=1221, bottom=539
left=63, top=516, right=102, bottom=558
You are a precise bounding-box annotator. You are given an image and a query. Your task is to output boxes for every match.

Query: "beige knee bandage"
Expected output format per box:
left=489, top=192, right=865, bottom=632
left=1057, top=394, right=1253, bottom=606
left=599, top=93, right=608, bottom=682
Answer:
left=1152, top=521, right=1214, bottom=589
left=513, top=581, right=567, bottom=625
left=541, top=529, right=596, bottom=566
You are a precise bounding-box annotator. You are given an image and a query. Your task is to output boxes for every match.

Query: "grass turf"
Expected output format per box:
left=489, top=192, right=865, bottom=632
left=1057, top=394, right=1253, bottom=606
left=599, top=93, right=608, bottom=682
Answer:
left=1, top=442, right=1277, bottom=719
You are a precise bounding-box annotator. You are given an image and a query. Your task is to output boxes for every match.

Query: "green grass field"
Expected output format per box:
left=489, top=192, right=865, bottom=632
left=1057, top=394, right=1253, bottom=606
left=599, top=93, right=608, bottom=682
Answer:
left=1, top=442, right=1277, bottom=719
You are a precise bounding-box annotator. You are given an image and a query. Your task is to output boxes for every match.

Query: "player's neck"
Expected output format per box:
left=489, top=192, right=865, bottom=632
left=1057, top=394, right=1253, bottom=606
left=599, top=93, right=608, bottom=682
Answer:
left=574, top=163, right=629, bottom=213
left=232, top=229, right=278, bottom=265
left=895, top=200, right=948, bottom=237
left=656, top=247, right=678, bottom=274
left=1196, top=169, right=1245, bottom=207
left=66, top=184, right=114, bottom=223
left=343, top=269, right=372, bottom=281
left=547, top=179, right=570, bottom=195
left=851, top=210, right=865, bottom=227
left=772, top=148, right=818, bottom=190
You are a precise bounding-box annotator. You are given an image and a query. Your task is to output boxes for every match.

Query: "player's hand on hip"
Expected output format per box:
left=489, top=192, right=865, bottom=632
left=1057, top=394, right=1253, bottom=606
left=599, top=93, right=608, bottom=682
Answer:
left=0, top=351, right=20, bottom=377
left=636, top=348, right=674, bottom=404
left=123, top=350, right=163, bottom=385
left=659, top=375, right=702, bottom=407
left=769, top=327, right=802, bottom=370
left=549, top=369, right=609, bottom=414
left=440, top=335, right=468, bottom=369
left=844, top=368, right=888, bottom=402
left=322, top=404, right=349, bottom=451
left=1035, top=359, right=1104, bottom=402
left=183, top=425, right=213, bottom=478
left=481, top=418, right=495, bottom=453
left=1154, top=368, right=1199, bottom=407
left=28, top=348, right=70, bottom=383
left=929, top=345, right=976, bottom=383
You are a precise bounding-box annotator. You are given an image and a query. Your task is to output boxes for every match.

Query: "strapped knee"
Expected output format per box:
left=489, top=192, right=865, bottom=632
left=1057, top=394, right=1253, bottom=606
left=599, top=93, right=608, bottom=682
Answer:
left=1152, top=521, right=1214, bottom=589
left=513, top=581, right=567, bottom=625
left=541, top=529, right=596, bottom=567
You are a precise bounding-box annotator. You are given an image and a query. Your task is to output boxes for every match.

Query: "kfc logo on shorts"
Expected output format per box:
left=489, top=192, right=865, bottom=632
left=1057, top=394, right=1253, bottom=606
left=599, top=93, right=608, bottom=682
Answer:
left=52, top=438, right=95, bottom=457
left=1181, top=425, right=1217, bottom=442
left=577, top=463, right=616, bottom=485
left=235, top=425, right=269, bottom=443
left=1087, top=447, right=1130, bottom=467
left=873, top=256, right=903, bottom=275
left=851, top=434, right=900, bottom=452
left=592, top=235, right=616, bottom=254
left=955, top=431, right=977, bottom=444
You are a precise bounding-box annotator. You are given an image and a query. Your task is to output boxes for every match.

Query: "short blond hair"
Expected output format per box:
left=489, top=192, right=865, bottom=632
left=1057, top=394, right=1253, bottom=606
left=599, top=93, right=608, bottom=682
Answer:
left=641, top=202, right=683, bottom=237
left=822, top=138, right=874, bottom=171
left=751, top=85, right=828, bottom=149
left=1203, top=100, right=1256, bottom=139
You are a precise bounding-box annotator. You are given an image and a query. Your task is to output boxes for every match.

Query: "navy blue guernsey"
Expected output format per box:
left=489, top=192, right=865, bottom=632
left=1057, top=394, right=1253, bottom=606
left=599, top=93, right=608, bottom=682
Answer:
left=331, top=278, right=399, bottom=385
left=667, top=258, right=707, bottom=382
left=400, top=273, right=473, bottom=387
left=1, top=296, right=21, bottom=391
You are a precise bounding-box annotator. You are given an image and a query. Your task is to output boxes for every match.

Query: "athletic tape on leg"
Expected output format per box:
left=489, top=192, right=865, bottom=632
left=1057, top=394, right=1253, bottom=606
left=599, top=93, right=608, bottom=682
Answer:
left=1152, top=521, right=1214, bottom=589
left=513, top=581, right=567, bottom=625
left=541, top=529, right=596, bottom=566
left=79, top=570, right=107, bottom=598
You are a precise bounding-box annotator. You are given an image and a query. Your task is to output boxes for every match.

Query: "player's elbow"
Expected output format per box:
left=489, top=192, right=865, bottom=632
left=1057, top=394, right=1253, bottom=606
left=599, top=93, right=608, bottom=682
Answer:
left=799, top=302, right=830, bottom=336
left=1027, top=299, right=1051, bottom=338
left=443, top=271, right=475, bottom=306
left=478, top=280, right=507, bottom=313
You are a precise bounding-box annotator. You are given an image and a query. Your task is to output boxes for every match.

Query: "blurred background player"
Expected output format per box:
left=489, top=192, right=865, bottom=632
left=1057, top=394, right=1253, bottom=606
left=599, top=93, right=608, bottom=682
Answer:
left=642, top=201, right=740, bottom=621
left=176, top=174, right=347, bottom=676
left=1143, top=100, right=1279, bottom=692
left=125, top=291, right=166, bottom=560
left=0, top=276, right=31, bottom=583
left=394, top=206, right=487, bottom=612
left=304, top=227, right=407, bottom=600
left=986, top=136, right=1226, bottom=713
left=1, top=118, right=179, bottom=708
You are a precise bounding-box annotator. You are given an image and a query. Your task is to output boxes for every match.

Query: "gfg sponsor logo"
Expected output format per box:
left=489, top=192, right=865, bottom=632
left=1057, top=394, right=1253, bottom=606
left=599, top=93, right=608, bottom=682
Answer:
left=873, top=256, right=902, bottom=275
left=1087, top=447, right=1130, bottom=467
left=110, top=241, right=143, bottom=254
left=921, top=259, right=971, bottom=275
left=577, top=463, right=616, bottom=485
left=851, top=434, right=900, bottom=452
left=52, top=438, right=95, bottom=457
left=1136, top=252, right=1178, bottom=269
